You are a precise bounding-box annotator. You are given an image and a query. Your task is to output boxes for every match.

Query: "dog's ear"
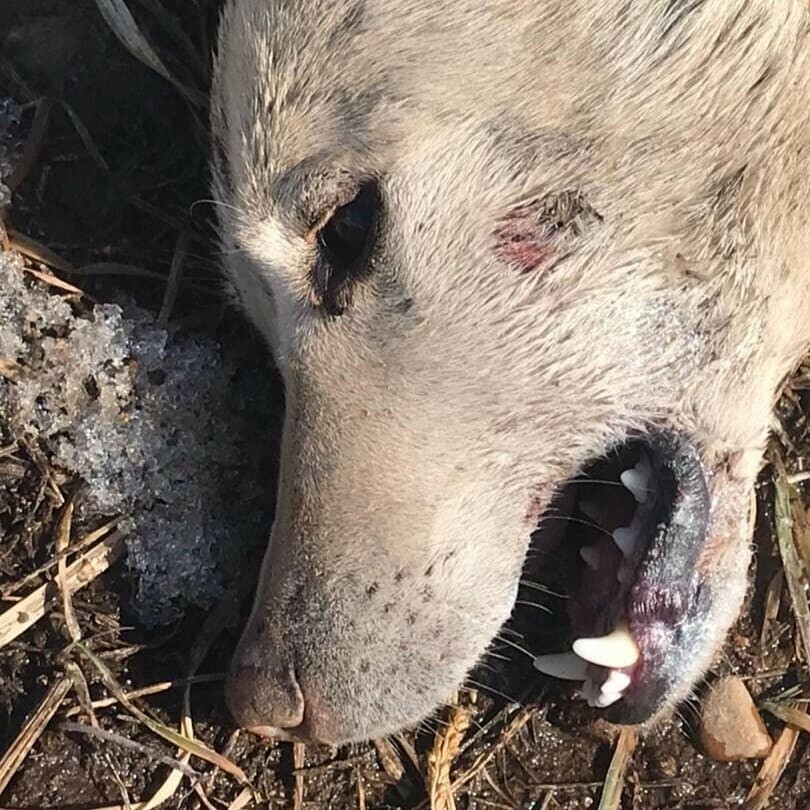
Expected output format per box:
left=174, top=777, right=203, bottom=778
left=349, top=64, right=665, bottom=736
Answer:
left=494, top=190, right=603, bottom=275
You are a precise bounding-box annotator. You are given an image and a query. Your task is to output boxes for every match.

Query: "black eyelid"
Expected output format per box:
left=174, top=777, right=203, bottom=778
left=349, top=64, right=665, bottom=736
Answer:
left=311, top=180, right=380, bottom=315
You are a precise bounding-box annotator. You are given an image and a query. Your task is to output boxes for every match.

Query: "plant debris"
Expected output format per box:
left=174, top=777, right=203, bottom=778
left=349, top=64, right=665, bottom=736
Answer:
left=0, top=2, right=809, bottom=808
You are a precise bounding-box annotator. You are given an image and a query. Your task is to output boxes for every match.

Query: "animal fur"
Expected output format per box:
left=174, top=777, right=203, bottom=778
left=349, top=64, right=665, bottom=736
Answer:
left=211, top=0, right=810, bottom=743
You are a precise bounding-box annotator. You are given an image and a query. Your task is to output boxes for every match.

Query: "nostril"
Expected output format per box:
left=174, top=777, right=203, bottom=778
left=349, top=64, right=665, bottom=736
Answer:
left=225, top=660, right=305, bottom=732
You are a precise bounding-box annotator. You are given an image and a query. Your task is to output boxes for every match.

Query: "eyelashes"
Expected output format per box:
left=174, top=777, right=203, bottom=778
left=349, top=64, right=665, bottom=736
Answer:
left=311, top=182, right=379, bottom=316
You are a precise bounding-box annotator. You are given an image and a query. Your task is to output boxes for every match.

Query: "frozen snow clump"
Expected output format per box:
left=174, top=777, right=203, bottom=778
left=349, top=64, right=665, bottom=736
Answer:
left=0, top=251, right=277, bottom=624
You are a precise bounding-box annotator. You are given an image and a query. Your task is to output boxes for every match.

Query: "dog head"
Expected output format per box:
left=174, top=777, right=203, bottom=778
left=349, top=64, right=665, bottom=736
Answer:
left=211, top=0, right=810, bottom=742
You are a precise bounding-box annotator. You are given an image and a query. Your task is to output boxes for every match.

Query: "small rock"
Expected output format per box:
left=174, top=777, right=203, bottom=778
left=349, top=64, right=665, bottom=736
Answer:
left=699, top=676, right=772, bottom=761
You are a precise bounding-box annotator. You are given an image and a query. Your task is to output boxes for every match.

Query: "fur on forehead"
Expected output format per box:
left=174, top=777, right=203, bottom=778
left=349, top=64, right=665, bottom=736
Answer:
left=212, top=0, right=809, bottom=313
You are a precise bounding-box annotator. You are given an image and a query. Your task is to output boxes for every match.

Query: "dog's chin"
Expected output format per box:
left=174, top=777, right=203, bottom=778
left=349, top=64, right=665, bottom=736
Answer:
left=531, top=430, right=737, bottom=723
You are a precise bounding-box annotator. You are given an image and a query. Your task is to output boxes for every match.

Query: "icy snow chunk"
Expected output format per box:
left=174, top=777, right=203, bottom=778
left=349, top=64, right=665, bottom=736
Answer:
left=0, top=251, right=277, bottom=625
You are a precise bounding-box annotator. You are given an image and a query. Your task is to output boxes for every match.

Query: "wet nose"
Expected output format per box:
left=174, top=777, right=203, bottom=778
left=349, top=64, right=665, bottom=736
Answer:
left=225, top=658, right=305, bottom=737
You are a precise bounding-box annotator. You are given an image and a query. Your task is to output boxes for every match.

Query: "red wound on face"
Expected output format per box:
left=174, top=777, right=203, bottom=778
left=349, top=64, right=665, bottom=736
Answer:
left=495, top=190, right=603, bottom=275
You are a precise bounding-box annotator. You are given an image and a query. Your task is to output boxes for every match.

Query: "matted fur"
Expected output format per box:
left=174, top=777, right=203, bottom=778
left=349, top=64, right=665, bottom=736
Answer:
left=211, top=0, right=810, bottom=743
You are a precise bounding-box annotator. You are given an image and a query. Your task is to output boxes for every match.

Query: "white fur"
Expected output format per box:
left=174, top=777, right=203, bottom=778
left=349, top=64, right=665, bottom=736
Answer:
left=212, top=0, right=810, bottom=742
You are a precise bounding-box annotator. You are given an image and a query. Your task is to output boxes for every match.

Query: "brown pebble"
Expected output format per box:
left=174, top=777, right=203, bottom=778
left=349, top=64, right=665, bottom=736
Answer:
left=699, top=676, right=772, bottom=762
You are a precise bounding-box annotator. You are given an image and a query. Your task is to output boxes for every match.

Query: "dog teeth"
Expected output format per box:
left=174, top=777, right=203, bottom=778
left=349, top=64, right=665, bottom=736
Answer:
left=601, top=670, right=632, bottom=694
left=533, top=652, right=589, bottom=681
left=573, top=622, right=640, bottom=669
left=613, top=512, right=643, bottom=557
left=579, top=499, right=601, bottom=523
left=580, top=545, right=600, bottom=570
left=594, top=690, right=623, bottom=708
left=617, top=561, right=633, bottom=585
left=620, top=455, right=652, bottom=503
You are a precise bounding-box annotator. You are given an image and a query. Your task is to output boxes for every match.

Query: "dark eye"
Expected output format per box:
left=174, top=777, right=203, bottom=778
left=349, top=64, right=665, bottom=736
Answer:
left=313, top=183, right=378, bottom=316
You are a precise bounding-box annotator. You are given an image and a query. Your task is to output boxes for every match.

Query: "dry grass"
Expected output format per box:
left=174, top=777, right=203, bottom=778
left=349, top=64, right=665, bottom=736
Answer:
left=597, top=727, right=637, bottom=810
left=0, top=531, right=126, bottom=649
left=745, top=719, right=803, bottom=810
left=0, top=678, right=72, bottom=796
left=426, top=702, right=471, bottom=810
left=1, top=2, right=809, bottom=808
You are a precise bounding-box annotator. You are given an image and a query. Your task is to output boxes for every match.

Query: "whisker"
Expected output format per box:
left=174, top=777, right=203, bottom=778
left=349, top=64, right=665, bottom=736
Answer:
left=565, top=477, right=629, bottom=487
left=514, top=599, right=552, bottom=614
left=463, top=679, right=518, bottom=704
left=519, top=579, right=567, bottom=598
left=190, top=197, right=246, bottom=217
left=491, top=634, right=534, bottom=660
left=566, top=476, right=655, bottom=495
left=539, top=515, right=615, bottom=539
left=498, top=627, right=525, bottom=640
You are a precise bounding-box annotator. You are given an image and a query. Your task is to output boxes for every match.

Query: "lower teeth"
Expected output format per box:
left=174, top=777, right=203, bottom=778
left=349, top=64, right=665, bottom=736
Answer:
left=534, top=624, right=639, bottom=707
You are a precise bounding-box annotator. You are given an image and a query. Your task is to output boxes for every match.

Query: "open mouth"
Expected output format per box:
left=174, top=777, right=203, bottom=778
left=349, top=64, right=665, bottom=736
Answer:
left=532, top=431, right=711, bottom=723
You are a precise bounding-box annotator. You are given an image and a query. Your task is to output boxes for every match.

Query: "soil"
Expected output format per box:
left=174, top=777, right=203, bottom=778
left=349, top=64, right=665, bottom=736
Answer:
left=1, top=2, right=809, bottom=808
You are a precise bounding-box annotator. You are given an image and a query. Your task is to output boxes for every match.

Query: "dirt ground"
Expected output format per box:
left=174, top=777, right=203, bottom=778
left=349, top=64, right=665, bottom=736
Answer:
left=1, top=2, right=809, bottom=808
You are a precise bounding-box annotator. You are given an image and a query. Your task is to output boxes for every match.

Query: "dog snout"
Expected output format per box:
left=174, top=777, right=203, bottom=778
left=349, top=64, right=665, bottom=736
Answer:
left=225, top=651, right=344, bottom=743
left=225, top=653, right=306, bottom=737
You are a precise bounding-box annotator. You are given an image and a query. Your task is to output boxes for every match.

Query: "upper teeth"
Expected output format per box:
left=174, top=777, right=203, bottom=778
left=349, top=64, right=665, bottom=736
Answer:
left=620, top=455, right=652, bottom=503
left=579, top=545, right=600, bottom=570
left=533, top=651, right=589, bottom=681
left=572, top=622, right=640, bottom=668
left=613, top=512, right=643, bottom=557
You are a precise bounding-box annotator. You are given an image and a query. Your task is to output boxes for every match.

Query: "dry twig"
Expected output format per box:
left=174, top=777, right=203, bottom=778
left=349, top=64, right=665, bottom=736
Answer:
left=61, top=721, right=200, bottom=779
left=69, top=641, right=247, bottom=782
left=0, top=532, right=126, bottom=649
left=598, top=726, right=637, bottom=810
left=2, top=517, right=122, bottom=599
left=92, top=0, right=205, bottom=108
left=54, top=496, right=82, bottom=642
left=7, top=228, right=76, bottom=274
left=772, top=453, right=810, bottom=667
left=451, top=706, right=534, bottom=795
left=761, top=702, right=810, bottom=735
left=158, top=229, right=190, bottom=327
left=374, top=737, right=406, bottom=783
left=744, top=720, right=802, bottom=810
left=294, top=742, right=306, bottom=810
left=0, top=678, right=72, bottom=798
left=5, top=98, right=53, bottom=193
left=62, top=674, right=223, bottom=717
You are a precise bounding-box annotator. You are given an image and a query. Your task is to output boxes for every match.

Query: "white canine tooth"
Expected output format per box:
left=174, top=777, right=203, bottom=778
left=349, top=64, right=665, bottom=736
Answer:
left=613, top=512, right=643, bottom=557
left=620, top=455, right=652, bottom=503
left=617, top=561, right=633, bottom=585
left=580, top=545, right=600, bottom=570
left=594, top=690, right=623, bottom=708
left=579, top=499, right=601, bottom=523
left=533, top=652, right=590, bottom=681
left=601, top=670, right=632, bottom=694
left=572, top=622, right=640, bottom=669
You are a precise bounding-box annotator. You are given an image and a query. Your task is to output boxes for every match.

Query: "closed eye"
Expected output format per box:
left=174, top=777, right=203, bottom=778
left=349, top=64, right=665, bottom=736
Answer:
left=312, top=182, right=379, bottom=316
